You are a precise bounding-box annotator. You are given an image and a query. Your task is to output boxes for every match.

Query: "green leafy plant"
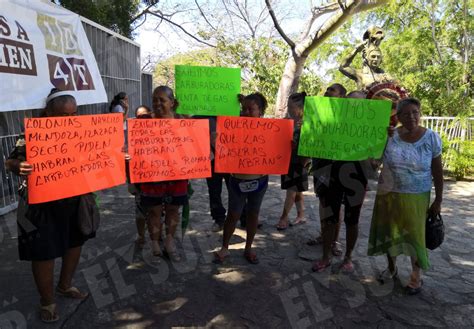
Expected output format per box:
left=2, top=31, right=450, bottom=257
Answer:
left=450, top=139, right=474, bottom=181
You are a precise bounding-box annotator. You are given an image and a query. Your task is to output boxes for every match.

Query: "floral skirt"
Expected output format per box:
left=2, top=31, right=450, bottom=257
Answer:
left=368, top=191, right=430, bottom=270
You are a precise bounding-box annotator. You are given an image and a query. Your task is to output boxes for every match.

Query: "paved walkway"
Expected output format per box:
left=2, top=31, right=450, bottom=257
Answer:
left=0, top=178, right=473, bottom=328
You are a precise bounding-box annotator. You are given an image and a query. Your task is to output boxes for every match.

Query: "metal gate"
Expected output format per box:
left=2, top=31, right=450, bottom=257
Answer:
left=0, top=15, right=145, bottom=215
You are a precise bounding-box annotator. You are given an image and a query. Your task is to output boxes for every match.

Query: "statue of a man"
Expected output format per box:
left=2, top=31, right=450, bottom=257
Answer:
left=339, top=27, right=393, bottom=91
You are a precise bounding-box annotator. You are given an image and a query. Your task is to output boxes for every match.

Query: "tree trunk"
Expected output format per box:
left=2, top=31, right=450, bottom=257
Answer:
left=274, top=54, right=306, bottom=118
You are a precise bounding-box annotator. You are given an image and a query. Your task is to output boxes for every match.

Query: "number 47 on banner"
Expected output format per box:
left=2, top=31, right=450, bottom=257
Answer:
left=47, top=54, right=96, bottom=91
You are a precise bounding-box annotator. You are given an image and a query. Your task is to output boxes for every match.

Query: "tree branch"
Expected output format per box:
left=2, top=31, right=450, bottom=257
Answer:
left=194, top=0, right=217, bottom=31
left=264, top=0, right=295, bottom=48
left=233, top=0, right=256, bottom=38
left=299, top=2, right=342, bottom=41
left=300, top=2, right=341, bottom=40
left=130, top=2, right=159, bottom=25
left=147, top=10, right=216, bottom=48
left=300, top=0, right=388, bottom=56
left=221, top=0, right=237, bottom=37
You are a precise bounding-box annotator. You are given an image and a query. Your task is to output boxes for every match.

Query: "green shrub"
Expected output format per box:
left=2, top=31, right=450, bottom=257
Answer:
left=451, top=139, right=474, bottom=180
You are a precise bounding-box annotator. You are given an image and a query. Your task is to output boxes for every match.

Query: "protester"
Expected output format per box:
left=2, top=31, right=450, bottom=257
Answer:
left=308, top=83, right=347, bottom=256
left=368, top=98, right=443, bottom=295
left=214, top=92, right=269, bottom=264
left=5, top=89, right=94, bottom=323
left=139, top=86, right=187, bottom=261
left=109, top=92, right=129, bottom=120
left=127, top=105, right=153, bottom=248
left=312, top=86, right=371, bottom=273
left=193, top=115, right=230, bottom=232
left=276, top=92, right=310, bottom=230
left=110, top=92, right=129, bottom=147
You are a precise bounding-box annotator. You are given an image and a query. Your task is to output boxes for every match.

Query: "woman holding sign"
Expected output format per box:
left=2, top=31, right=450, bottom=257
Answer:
left=5, top=89, right=93, bottom=323
left=368, top=98, right=443, bottom=295
left=139, top=86, right=188, bottom=261
left=311, top=87, right=370, bottom=273
left=214, top=92, right=269, bottom=265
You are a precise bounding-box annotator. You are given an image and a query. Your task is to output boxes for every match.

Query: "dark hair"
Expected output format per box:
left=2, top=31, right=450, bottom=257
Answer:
left=237, top=92, right=268, bottom=114
left=346, top=90, right=367, bottom=99
left=331, top=83, right=347, bottom=97
left=135, top=105, right=151, bottom=116
left=396, top=97, right=421, bottom=115
left=42, top=88, right=76, bottom=116
left=109, top=92, right=127, bottom=112
left=153, top=86, right=179, bottom=111
left=288, top=91, right=307, bottom=108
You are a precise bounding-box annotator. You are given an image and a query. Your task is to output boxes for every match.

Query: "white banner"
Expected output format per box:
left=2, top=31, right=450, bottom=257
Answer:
left=0, top=0, right=107, bottom=112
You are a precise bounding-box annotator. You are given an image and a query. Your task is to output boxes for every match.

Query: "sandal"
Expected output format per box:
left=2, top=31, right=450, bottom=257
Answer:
left=290, top=217, right=307, bottom=226
left=56, top=286, right=89, bottom=299
left=40, top=303, right=59, bottom=323
left=331, top=241, right=343, bottom=256
left=243, top=251, right=259, bottom=264
left=311, top=259, right=331, bottom=272
left=213, top=251, right=228, bottom=264
left=406, top=279, right=423, bottom=295
left=340, top=259, right=354, bottom=273
left=276, top=219, right=289, bottom=231
left=377, top=267, right=398, bottom=284
left=163, top=248, right=181, bottom=262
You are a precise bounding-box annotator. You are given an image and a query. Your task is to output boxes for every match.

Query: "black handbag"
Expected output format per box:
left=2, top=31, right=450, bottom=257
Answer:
left=425, top=212, right=444, bottom=250
left=78, top=193, right=100, bottom=236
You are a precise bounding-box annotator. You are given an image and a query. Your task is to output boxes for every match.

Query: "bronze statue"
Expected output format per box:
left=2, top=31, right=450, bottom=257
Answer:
left=339, top=26, right=393, bottom=91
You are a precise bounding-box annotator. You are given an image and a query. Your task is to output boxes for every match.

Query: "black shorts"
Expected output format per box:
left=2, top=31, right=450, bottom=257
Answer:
left=315, top=161, right=367, bottom=226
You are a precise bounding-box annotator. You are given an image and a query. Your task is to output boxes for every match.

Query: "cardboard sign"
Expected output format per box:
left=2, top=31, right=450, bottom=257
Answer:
left=128, top=118, right=211, bottom=183
left=215, top=117, right=293, bottom=174
left=25, top=114, right=125, bottom=204
left=1, top=0, right=107, bottom=112
left=175, top=65, right=241, bottom=116
left=298, top=96, right=391, bottom=160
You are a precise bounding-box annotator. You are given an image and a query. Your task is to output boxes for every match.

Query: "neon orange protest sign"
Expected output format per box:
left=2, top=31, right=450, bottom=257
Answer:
left=128, top=118, right=211, bottom=183
left=215, top=117, right=293, bottom=174
left=25, top=114, right=126, bottom=204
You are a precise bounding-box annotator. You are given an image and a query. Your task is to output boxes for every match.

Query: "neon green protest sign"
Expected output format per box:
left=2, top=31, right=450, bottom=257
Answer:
left=175, top=65, right=241, bottom=116
left=298, top=96, right=392, bottom=160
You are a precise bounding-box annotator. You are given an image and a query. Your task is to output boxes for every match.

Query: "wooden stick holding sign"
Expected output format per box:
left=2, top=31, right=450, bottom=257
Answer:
left=25, top=114, right=125, bottom=204
left=298, top=96, right=391, bottom=161
left=215, top=116, right=294, bottom=174
left=128, top=118, right=211, bottom=183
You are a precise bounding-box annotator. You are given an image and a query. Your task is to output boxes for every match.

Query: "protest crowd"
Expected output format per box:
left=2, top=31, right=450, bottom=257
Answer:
left=5, top=80, right=444, bottom=323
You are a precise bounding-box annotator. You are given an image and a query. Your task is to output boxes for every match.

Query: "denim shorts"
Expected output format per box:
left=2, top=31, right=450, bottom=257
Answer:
left=228, top=175, right=268, bottom=215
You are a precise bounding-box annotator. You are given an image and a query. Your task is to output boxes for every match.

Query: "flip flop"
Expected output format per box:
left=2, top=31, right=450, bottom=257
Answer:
left=311, top=259, right=331, bottom=272
left=163, top=248, right=181, bottom=262
left=289, top=218, right=307, bottom=226
left=39, top=303, right=59, bottom=323
left=276, top=219, right=289, bottom=231
left=244, top=251, right=259, bottom=264
left=340, top=259, right=354, bottom=273
left=213, top=251, right=227, bottom=264
left=406, top=280, right=424, bottom=295
left=56, top=286, right=89, bottom=299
